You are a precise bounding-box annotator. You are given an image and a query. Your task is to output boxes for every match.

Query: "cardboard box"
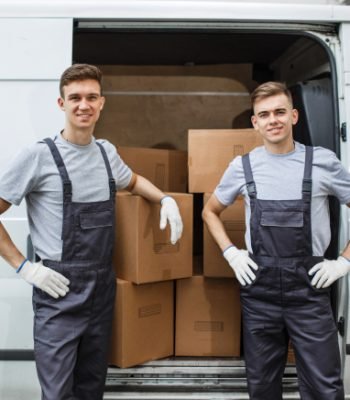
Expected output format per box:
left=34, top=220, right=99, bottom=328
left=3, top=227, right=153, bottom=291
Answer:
left=188, top=129, right=263, bottom=193
left=287, top=341, right=296, bottom=364
left=175, top=276, right=241, bottom=357
left=114, top=192, right=193, bottom=284
left=118, top=146, right=188, bottom=192
left=109, top=279, right=174, bottom=368
left=203, top=194, right=246, bottom=278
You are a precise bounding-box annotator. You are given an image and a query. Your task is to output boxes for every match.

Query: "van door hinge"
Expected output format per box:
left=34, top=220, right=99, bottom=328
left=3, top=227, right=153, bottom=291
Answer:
left=338, top=316, right=345, bottom=336
left=341, top=122, right=347, bottom=142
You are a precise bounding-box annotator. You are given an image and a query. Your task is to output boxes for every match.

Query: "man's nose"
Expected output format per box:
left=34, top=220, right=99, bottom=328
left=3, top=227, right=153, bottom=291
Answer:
left=79, top=99, right=89, bottom=109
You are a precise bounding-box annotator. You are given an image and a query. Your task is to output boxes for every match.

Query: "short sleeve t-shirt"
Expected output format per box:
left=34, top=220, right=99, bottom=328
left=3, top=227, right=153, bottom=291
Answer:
left=214, top=141, right=350, bottom=256
left=0, top=134, right=132, bottom=261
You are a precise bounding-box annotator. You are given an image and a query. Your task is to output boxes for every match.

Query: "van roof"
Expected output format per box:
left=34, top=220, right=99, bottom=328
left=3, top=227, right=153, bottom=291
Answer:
left=1, top=1, right=350, bottom=22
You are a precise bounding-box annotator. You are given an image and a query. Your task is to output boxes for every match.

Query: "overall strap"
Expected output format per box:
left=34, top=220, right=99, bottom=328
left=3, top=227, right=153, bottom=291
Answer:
left=96, top=141, right=116, bottom=199
left=43, top=138, right=72, bottom=203
left=302, top=146, right=313, bottom=201
left=242, top=153, right=257, bottom=198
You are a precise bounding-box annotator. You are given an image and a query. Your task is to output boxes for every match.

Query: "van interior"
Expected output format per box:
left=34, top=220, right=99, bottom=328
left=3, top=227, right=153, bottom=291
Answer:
left=72, top=21, right=340, bottom=396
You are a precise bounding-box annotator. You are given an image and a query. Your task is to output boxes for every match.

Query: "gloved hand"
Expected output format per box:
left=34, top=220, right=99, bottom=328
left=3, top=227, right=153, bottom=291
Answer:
left=308, top=256, right=350, bottom=289
left=223, top=245, right=258, bottom=286
left=160, top=196, right=183, bottom=244
left=17, top=259, right=70, bottom=299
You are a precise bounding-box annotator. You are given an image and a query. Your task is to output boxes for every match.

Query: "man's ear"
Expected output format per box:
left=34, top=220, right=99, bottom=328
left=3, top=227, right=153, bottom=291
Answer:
left=251, top=115, right=259, bottom=130
left=57, top=97, right=65, bottom=110
left=100, top=96, right=106, bottom=111
left=292, top=108, right=299, bottom=126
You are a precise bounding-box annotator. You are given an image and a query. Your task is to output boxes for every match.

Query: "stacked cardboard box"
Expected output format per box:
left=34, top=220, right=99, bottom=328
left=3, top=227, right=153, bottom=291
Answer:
left=117, top=146, right=188, bottom=193
left=184, top=129, right=264, bottom=357
left=175, top=276, right=241, bottom=357
left=109, top=279, right=174, bottom=368
left=188, top=129, right=263, bottom=193
left=109, top=129, right=263, bottom=367
left=113, top=192, right=193, bottom=284
left=109, top=148, right=193, bottom=368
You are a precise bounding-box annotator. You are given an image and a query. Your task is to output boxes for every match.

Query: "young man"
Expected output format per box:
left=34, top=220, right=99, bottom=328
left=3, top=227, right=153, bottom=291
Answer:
left=0, top=64, right=183, bottom=400
left=202, top=81, right=350, bottom=400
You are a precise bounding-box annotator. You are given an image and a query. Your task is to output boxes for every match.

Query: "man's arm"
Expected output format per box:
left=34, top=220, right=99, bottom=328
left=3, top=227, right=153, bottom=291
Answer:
left=308, top=202, right=350, bottom=288
left=202, top=193, right=232, bottom=252
left=0, top=198, right=70, bottom=298
left=0, top=198, right=26, bottom=269
left=126, top=173, right=165, bottom=203
left=340, top=203, right=350, bottom=259
left=202, top=193, right=258, bottom=286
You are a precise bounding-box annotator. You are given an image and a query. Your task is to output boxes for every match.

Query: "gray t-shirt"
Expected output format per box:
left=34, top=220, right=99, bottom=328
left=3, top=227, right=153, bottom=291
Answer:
left=0, top=134, right=132, bottom=261
left=214, top=141, right=350, bottom=256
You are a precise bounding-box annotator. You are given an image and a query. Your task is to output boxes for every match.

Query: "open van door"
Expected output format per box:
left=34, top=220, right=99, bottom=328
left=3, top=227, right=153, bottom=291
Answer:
left=0, top=17, right=72, bottom=356
left=337, top=22, right=350, bottom=394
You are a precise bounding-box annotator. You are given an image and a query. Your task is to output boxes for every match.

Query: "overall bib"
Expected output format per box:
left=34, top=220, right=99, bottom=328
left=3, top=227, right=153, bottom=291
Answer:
left=241, top=146, right=344, bottom=400
left=32, top=138, right=116, bottom=400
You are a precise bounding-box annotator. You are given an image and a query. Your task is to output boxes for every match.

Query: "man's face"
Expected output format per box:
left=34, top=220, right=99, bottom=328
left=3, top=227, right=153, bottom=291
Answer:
left=251, top=93, right=298, bottom=146
left=58, top=79, right=105, bottom=130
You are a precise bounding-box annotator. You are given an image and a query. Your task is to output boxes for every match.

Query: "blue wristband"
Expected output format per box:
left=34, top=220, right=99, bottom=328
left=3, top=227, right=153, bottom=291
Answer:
left=340, top=255, right=350, bottom=264
left=222, top=244, right=235, bottom=255
left=16, top=259, right=29, bottom=274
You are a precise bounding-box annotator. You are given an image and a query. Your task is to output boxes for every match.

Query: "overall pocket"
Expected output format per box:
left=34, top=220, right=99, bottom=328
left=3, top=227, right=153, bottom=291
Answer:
left=258, top=210, right=306, bottom=257
left=75, top=209, right=114, bottom=260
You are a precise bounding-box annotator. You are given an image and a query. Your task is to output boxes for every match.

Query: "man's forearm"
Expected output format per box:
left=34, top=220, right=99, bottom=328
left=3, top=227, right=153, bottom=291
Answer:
left=129, top=174, right=165, bottom=203
left=202, top=209, right=233, bottom=252
left=0, top=222, right=25, bottom=269
left=341, top=241, right=350, bottom=261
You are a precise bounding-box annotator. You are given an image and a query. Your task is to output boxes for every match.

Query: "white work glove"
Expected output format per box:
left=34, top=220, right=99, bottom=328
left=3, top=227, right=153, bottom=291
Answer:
left=160, top=196, right=183, bottom=244
left=16, top=259, right=70, bottom=299
left=223, top=245, right=259, bottom=286
left=308, top=256, right=350, bottom=289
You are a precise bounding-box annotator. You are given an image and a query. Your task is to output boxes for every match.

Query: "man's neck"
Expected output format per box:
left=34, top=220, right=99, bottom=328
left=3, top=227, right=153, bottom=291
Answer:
left=61, top=128, right=93, bottom=146
left=264, top=139, right=295, bottom=155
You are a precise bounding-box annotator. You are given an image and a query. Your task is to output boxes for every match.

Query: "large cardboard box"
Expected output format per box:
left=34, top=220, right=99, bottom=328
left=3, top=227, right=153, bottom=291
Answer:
left=118, top=146, right=188, bottom=192
left=109, top=279, right=174, bottom=368
left=175, top=276, right=241, bottom=357
left=114, top=192, right=193, bottom=284
left=203, top=194, right=246, bottom=278
left=188, top=129, right=263, bottom=193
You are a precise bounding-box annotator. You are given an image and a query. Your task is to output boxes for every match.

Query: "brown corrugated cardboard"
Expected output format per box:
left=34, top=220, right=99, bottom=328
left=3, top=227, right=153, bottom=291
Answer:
left=175, top=276, right=241, bottom=357
left=287, top=341, right=296, bottom=364
left=188, top=129, right=263, bottom=193
left=118, top=146, right=188, bottom=193
left=114, top=192, right=193, bottom=284
left=203, top=194, right=246, bottom=278
left=109, top=279, right=174, bottom=368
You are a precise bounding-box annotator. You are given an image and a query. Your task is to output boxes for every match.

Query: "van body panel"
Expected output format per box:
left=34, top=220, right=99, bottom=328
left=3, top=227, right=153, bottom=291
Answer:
left=0, top=18, right=72, bottom=79
left=0, top=18, right=73, bottom=349
left=0, top=1, right=349, bottom=22
left=0, top=1, right=349, bottom=396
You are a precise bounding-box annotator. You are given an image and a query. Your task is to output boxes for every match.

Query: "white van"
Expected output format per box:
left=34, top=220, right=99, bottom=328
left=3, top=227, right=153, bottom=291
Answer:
left=0, top=1, right=350, bottom=399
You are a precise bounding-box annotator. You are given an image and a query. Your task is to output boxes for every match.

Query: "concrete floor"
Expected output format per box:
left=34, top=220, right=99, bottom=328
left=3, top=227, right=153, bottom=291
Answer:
left=0, top=361, right=41, bottom=400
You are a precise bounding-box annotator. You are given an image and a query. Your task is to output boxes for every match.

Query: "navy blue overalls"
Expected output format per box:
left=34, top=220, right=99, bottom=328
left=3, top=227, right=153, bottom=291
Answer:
left=32, top=138, right=116, bottom=400
left=241, top=146, right=344, bottom=400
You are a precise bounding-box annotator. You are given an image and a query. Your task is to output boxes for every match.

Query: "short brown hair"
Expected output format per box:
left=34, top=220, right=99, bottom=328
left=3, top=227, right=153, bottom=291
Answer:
left=251, top=81, right=293, bottom=110
left=59, top=64, right=103, bottom=98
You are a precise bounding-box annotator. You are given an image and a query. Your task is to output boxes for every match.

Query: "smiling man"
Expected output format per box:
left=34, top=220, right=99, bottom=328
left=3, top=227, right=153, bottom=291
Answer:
left=202, top=81, right=350, bottom=400
left=0, top=64, right=183, bottom=400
